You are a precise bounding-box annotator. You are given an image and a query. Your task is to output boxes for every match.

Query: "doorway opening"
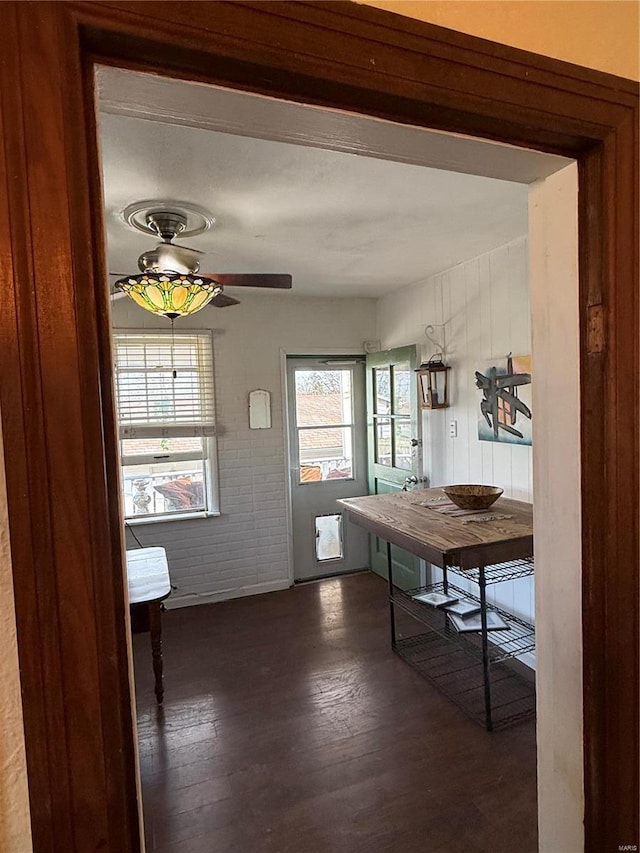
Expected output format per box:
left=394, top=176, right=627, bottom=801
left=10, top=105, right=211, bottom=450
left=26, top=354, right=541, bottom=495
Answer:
left=97, top=65, right=575, bottom=852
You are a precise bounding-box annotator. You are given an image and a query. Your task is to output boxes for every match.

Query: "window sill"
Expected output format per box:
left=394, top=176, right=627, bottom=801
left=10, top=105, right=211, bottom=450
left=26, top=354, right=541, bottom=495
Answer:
left=125, top=510, right=221, bottom=525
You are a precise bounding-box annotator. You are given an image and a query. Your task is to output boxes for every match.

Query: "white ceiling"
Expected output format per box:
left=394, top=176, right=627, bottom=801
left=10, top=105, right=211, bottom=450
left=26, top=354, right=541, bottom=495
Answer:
left=97, top=70, right=566, bottom=300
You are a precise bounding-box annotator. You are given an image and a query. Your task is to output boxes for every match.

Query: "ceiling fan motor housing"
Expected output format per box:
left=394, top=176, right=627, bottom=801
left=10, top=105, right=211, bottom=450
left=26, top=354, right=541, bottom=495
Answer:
left=146, top=210, right=188, bottom=242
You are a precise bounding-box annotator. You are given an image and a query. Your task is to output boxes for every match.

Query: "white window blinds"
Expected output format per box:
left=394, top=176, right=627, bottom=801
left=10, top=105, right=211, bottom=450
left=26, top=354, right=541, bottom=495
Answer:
left=113, top=331, right=215, bottom=438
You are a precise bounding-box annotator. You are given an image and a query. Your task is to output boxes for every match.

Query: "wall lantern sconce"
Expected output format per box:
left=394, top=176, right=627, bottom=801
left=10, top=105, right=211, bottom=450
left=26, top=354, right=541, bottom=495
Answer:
left=417, top=325, right=450, bottom=409
left=416, top=356, right=450, bottom=409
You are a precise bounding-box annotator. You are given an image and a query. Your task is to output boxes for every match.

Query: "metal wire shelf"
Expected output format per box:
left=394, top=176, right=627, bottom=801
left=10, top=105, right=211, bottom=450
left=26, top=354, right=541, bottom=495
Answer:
left=394, top=632, right=536, bottom=730
left=393, top=581, right=536, bottom=663
left=445, top=556, right=534, bottom=585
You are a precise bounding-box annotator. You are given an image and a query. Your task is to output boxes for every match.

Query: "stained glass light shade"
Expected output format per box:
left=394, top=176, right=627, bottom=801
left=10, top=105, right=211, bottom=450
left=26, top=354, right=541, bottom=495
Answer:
left=115, top=273, right=222, bottom=319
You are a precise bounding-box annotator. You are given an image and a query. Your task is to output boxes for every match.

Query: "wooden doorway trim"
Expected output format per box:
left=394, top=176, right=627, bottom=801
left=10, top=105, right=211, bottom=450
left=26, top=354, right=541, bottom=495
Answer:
left=0, top=2, right=637, bottom=850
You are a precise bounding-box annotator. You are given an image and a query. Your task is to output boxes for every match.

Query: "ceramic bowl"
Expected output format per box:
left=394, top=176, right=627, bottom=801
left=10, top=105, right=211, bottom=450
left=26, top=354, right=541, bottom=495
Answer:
left=442, top=484, right=504, bottom=511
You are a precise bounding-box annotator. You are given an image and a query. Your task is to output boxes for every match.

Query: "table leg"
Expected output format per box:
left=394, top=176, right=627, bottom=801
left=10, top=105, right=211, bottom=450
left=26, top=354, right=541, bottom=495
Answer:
left=478, top=566, right=493, bottom=731
left=387, top=541, right=396, bottom=648
left=442, top=564, right=451, bottom=635
left=149, top=601, right=164, bottom=705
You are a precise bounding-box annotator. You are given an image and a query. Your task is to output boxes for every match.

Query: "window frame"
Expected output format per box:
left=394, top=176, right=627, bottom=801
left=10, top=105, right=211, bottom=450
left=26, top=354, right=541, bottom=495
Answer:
left=113, top=328, right=219, bottom=522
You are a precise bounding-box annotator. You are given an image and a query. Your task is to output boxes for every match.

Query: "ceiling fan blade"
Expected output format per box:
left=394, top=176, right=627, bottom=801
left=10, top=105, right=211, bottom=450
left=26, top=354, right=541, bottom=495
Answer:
left=203, top=274, right=292, bottom=289
left=210, top=293, right=241, bottom=308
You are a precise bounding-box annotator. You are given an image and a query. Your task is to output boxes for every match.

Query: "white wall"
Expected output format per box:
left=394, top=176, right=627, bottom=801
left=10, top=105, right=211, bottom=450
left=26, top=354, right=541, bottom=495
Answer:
left=112, top=292, right=377, bottom=606
left=376, top=237, right=535, bottom=628
left=529, top=164, right=583, bottom=853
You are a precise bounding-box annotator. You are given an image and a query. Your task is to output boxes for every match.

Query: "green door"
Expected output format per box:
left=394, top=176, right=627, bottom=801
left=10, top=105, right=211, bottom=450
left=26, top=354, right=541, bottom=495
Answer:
left=366, top=345, right=421, bottom=590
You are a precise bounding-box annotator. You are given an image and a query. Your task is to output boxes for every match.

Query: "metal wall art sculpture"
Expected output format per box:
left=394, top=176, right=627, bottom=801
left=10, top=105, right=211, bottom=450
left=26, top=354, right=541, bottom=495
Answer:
left=476, top=354, right=532, bottom=445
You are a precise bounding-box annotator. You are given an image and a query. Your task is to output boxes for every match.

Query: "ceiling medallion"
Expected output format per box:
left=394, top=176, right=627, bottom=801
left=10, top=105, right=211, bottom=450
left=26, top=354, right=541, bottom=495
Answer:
left=121, top=200, right=216, bottom=239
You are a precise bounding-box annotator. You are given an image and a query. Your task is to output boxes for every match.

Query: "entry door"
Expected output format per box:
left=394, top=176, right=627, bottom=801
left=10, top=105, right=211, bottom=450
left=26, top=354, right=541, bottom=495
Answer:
left=287, top=357, right=369, bottom=581
left=366, top=346, right=421, bottom=589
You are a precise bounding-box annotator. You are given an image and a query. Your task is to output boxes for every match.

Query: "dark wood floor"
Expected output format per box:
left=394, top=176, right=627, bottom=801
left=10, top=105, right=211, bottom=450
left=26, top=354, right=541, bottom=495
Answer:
left=133, top=572, right=537, bottom=853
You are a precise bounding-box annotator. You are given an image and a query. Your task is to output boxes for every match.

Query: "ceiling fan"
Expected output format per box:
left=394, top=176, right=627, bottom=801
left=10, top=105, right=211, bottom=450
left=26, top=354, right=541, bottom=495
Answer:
left=111, top=205, right=292, bottom=319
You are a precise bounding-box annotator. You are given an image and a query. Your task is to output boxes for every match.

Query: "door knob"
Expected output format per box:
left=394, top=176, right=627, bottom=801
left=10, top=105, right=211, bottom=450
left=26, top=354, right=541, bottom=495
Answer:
left=402, top=475, right=419, bottom=491
left=410, top=438, right=421, bottom=447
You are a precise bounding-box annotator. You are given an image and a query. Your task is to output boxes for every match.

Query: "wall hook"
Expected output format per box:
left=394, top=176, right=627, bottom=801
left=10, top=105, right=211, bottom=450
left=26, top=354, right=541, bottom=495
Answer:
left=424, top=324, right=447, bottom=359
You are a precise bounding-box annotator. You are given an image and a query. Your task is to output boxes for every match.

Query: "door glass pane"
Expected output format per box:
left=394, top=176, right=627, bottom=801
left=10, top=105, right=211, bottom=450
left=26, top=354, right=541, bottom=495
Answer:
left=374, top=367, right=390, bottom=414
left=393, top=419, right=412, bottom=470
left=392, top=362, right=411, bottom=415
left=315, top=514, right=343, bottom=561
left=295, top=370, right=352, bottom=426
left=298, top=427, right=353, bottom=482
left=375, top=418, right=392, bottom=467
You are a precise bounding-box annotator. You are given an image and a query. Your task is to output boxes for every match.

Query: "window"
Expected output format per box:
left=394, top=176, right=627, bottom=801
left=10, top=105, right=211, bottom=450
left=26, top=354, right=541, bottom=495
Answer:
left=113, top=330, right=218, bottom=521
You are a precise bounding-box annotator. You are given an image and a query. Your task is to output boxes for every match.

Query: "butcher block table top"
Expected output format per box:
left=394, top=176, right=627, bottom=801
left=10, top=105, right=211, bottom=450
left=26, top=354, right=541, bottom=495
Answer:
left=338, top=488, right=533, bottom=570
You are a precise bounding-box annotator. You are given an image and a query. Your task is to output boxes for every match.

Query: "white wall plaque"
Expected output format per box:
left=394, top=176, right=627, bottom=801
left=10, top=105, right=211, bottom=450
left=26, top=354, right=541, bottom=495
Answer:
left=249, top=389, right=271, bottom=429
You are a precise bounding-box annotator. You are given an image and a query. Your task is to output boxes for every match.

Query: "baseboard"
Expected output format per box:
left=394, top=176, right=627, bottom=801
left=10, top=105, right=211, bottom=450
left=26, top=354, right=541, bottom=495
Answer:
left=294, top=567, right=370, bottom=584
left=164, top=578, right=292, bottom=609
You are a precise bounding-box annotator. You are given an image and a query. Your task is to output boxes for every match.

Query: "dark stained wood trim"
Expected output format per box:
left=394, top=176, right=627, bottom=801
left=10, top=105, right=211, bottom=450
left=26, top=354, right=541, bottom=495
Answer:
left=578, top=142, right=608, bottom=849
left=590, top=113, right=638, bottom=849
left=0, top=12, right=67, bottom=848
left=304, top=2, right=638, bottom=95
left=74, top=1, right=631, bottom=156
left=68, top=11, right=143, bottom=849
left=0, top=3, right=140, bottom=850
left=0, top=2, right=637, bottom=851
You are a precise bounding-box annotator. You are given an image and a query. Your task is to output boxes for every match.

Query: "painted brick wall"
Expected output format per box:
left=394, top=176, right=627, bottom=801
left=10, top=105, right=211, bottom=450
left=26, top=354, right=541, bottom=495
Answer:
left=111, top=292, right=377, bottom=606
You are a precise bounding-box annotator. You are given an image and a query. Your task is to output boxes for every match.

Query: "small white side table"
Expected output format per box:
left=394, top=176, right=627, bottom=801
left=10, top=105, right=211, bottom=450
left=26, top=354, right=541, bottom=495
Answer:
left=126, top=547, right=171, bottom=704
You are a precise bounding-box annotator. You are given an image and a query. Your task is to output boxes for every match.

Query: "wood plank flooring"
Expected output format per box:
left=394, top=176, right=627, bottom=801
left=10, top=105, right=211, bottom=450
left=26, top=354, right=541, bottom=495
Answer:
left=133, top=572, right=537, bottom=852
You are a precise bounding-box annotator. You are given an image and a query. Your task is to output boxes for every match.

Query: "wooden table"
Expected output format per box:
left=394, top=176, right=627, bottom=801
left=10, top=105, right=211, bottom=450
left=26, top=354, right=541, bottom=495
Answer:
left=338, top=488, right=534, bottom=729
left=338, top=488, right=533, bottom=570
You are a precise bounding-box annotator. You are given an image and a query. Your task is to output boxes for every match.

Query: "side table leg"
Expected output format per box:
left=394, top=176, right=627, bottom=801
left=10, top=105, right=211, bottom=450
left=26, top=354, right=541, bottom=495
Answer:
left=149, top=601, right=164, bottom=705
left=478, top=566, right=493, bottom=731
